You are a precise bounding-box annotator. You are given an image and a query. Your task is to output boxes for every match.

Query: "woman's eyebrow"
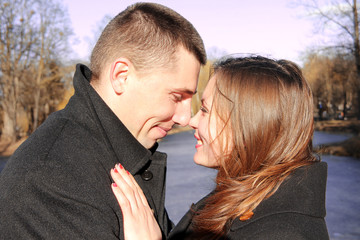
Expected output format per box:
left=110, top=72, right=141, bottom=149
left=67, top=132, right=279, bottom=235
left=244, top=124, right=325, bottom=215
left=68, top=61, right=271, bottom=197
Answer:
left=201, top=99, right=209, bottom=107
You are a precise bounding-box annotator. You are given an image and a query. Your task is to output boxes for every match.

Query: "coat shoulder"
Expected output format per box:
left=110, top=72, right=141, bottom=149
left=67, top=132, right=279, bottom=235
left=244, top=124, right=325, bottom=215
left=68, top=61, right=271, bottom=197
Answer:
left=228, top=212, right=329, bottom=240
left=12, top=110, right=101, bottom=163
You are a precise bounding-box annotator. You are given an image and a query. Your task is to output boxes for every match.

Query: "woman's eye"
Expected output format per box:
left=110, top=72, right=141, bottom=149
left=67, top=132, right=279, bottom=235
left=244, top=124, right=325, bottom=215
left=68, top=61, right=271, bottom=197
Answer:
left=200, top=106, right=208, bottom=113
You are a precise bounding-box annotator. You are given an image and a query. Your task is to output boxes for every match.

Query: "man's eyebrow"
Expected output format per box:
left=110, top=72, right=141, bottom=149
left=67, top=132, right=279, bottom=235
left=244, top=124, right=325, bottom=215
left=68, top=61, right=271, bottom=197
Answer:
left=174, top=88, right=197, bottom=95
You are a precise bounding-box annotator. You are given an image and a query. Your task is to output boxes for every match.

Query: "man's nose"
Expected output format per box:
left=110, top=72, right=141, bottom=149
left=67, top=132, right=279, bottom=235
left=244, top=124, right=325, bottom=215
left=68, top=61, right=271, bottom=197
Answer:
left=172, top=101, right=191, bottom=126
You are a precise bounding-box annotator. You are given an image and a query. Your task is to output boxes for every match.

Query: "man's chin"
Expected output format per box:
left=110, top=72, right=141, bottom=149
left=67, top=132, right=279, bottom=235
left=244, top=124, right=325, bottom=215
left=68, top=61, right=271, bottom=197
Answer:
left=141, top=128, right=170, bottom=149
left=141, top=138, right=158, bottom=150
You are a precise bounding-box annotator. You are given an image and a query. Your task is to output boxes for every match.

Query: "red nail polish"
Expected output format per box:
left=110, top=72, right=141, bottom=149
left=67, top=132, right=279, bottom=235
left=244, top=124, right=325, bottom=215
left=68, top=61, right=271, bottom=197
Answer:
left=112, top=183, right=117, bottom=187
left=114, top=168, right=118, bottom=173
left=126, top=170, right=130, bottom=175
left=119, top=164, right=123, bottom=169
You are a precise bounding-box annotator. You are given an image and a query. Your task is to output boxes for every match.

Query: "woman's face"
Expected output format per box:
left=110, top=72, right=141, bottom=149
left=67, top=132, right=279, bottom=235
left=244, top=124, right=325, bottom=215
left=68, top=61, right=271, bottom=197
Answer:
left=189, top=76, right=223, bottom=168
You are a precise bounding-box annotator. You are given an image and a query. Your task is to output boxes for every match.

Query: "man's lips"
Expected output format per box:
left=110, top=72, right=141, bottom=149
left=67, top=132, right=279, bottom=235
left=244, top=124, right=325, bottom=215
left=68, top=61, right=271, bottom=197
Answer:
left=158, top=126, right=171, bottom=132
left=156, top=126, right=171, bottom=137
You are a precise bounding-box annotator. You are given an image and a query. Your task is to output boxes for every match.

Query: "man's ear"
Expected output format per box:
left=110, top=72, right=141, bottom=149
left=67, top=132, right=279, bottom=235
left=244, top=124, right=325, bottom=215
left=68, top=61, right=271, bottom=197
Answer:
left=109, top=58, right=132, bottom=95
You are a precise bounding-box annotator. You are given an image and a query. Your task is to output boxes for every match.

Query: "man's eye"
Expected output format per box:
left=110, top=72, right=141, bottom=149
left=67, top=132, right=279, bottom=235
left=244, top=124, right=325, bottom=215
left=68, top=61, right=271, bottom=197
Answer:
left=172, top=94, right=182, bottom=101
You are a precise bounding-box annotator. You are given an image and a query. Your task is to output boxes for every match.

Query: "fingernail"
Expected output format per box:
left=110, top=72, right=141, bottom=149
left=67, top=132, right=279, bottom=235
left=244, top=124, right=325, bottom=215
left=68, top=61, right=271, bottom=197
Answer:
left=114, top=168, right=118, bottom=173
left=119, top=164, right=123, bottom=169
left=126, top=170, right=130, bottom=175
left=112, top=183, right=117, bottom=187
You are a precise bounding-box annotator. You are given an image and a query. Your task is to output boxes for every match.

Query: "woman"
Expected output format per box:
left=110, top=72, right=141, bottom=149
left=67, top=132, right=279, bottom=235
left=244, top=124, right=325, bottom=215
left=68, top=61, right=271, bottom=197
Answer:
left=110, top=56, right=329, bottom=240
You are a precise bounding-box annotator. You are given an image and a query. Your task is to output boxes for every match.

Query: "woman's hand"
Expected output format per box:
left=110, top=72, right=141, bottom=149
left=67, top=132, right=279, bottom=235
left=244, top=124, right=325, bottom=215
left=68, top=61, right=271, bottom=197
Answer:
left=111, top=164, right=162, bottom=240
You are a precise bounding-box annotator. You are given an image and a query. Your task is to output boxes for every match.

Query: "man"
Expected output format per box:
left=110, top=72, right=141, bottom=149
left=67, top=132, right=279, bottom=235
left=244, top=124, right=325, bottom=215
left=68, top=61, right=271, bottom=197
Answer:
left=0, top=3, right=206, bottom=239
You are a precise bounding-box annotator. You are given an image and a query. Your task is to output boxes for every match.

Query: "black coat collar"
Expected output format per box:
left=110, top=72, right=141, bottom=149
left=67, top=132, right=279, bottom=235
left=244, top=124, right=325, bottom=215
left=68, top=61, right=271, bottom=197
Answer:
left=70, top=64, right=154, bottom=174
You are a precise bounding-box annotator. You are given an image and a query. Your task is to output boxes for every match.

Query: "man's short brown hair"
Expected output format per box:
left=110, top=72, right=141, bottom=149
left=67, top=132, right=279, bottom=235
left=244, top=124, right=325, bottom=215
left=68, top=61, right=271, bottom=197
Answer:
left=90, top=2, right=206, bottom=80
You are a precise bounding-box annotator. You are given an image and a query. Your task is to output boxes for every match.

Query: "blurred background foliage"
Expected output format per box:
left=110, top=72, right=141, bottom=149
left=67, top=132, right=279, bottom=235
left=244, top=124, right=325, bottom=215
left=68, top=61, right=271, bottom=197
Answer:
left=1, top=0, right=360, bottom=152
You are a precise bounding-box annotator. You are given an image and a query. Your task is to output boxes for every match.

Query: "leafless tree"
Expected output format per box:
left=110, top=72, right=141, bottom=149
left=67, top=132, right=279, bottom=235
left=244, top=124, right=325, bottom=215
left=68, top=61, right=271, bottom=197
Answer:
left=0, top=0, right=73, bottom=142
left=295, top=0, right=360, bottom=118
left=303, top=51, right=356, bottom=119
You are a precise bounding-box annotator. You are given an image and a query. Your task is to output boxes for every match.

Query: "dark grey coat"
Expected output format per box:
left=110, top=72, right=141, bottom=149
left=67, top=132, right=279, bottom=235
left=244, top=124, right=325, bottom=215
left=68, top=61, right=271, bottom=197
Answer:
left=168, top=162, right=329, bottom=240
left=0, top=64, right=172, bottom=239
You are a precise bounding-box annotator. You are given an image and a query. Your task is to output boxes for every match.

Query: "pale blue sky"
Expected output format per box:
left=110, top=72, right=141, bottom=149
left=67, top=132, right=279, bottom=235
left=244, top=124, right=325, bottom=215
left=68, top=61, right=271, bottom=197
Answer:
left=63, top=0, right=319, bottom=65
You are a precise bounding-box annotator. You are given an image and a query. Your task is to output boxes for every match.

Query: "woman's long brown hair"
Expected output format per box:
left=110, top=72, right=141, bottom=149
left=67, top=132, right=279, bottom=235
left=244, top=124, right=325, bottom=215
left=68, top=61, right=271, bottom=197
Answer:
left=191, top=56, right=319, bottom=239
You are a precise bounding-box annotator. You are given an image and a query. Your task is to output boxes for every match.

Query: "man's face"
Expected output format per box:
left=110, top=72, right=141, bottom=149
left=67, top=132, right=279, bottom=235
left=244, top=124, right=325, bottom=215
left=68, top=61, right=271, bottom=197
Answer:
left=121, top=47, right=201, bottom=148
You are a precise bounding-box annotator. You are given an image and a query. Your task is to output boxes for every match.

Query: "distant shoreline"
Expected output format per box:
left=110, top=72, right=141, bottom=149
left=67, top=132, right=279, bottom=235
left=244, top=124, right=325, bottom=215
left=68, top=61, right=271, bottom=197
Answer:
left=1, top=121, right=359, bottom=159
left=314, top=120, right=360, bottom=159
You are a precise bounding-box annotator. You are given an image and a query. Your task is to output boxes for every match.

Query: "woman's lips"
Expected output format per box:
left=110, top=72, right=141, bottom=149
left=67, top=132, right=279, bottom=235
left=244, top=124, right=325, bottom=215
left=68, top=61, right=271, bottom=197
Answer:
left=194, top=134, right=203, bottom=148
